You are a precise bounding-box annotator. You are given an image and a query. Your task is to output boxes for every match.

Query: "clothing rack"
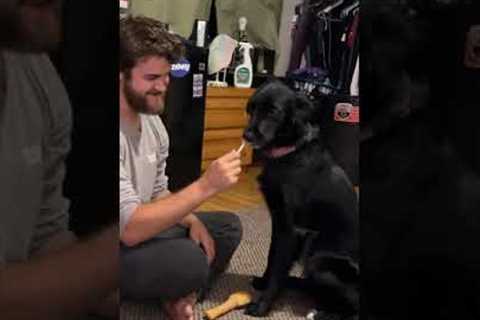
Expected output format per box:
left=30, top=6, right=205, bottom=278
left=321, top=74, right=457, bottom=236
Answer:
left=286, top=0, right=360, bottom=186
left=287, top=0, right=359, bottom=99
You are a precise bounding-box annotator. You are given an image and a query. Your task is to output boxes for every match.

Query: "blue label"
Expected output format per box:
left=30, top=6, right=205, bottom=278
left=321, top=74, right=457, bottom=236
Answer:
left=170, top=58, right=191, bottom=78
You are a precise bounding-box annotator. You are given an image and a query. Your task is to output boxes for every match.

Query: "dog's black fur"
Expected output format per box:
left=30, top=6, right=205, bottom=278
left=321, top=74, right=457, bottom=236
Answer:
left=362, top=2, right=480, bottom=319
left=242, top=81, right=359, bottom=319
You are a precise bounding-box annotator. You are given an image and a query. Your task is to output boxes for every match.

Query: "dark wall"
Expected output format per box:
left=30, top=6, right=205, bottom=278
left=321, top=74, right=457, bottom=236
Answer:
left=52, top=1, right=119, bottom=235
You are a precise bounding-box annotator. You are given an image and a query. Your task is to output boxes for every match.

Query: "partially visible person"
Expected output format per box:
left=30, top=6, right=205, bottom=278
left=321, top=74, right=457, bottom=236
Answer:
left=119, top=16, right=242, bottom=320
left=0, top=0, right=117, bottom=319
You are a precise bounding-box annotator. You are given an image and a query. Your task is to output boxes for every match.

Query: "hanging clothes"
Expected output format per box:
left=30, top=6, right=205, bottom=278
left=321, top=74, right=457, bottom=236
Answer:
left=288, top=0, right=316, bottom=72
left=288, top=0, right=359, bottom=94
left=130, top=0, right=283, bottom=52
left=275, top=0, right=304, bottom=76
left=286, top=0, right=360, bottom=185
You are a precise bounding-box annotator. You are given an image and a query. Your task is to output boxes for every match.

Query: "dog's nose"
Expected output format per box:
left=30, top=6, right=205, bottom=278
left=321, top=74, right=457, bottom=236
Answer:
left=243, top=128, right=255, bottom=143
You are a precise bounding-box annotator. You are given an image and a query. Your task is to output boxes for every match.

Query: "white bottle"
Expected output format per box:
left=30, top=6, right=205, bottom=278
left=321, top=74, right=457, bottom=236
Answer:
left=234, top=42, right=254, bottom=88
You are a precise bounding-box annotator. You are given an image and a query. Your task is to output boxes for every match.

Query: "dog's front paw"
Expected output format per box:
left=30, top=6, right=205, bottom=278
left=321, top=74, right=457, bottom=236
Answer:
left=251, top=276, right=268, bottom=291
left=244, top=297, right=272, bottom=317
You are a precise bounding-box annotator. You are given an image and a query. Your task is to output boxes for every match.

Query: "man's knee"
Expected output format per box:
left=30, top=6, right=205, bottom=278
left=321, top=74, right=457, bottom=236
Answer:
left=223, top=213, right=243, bottom=248
left=121, top=238, right=209, bottom=301
left=200, top=212, right=243, bottom=249
left=165, top=240, right=210, bottom=297
left=225, top=213, right=242, bottom=249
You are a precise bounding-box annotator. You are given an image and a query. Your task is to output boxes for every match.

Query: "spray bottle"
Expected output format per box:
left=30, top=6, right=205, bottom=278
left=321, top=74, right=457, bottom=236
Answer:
left=234, top=17, right=254, bottom=88
left=234, top=42, right=254, bottom=88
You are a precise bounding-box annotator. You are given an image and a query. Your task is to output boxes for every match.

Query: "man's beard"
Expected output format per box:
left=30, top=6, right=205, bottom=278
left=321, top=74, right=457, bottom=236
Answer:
left=123, top=80, right=166, bottom=115
left=0, top=0, right=63, bottom=52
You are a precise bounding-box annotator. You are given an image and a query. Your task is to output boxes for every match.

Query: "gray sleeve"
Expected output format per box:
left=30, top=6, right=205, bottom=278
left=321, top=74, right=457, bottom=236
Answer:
left=119, top=133, right=141, bottom=234
left=29, top=54, right=72, bottom=253
left=151, top=117, right=170, bottom=200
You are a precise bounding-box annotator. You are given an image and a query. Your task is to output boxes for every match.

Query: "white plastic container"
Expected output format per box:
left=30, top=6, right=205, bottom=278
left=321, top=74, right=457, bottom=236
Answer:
left=234, top=42, right=254, bottom=88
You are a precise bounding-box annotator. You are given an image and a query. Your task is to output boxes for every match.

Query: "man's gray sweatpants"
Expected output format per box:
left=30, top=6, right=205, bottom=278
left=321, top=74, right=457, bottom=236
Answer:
left=120, top=212, right=242, bottom=302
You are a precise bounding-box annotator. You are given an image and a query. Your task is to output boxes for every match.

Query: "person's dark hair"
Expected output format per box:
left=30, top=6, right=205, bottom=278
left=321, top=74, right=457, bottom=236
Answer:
left=120, top=16, right=185, bottom=73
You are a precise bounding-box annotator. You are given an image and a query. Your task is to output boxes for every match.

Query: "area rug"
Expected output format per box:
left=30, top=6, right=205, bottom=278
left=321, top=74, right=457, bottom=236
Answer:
left=120, top=205, right=315, bottom=320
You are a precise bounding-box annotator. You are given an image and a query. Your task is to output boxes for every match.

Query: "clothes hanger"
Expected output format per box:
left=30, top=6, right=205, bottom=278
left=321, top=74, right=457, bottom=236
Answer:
left=308, top=0, right=345, bottom=12
left=308, top=0, right=332, bottom=11
left=316, top=10, right=343, bottom=22
left=323, top=0, right=344, bottom=13
left=315, top=0, right=343, bottom=22
left=341, top=0, right=359, bottom=18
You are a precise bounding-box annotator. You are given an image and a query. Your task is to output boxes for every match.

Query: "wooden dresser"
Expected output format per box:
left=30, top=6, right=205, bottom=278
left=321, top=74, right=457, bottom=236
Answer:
left=201, top=87, right=255, bottom=170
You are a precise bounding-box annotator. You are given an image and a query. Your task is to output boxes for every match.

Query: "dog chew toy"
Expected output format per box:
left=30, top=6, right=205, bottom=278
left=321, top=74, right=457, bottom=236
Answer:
left=204, top=291, right=252, bottom=320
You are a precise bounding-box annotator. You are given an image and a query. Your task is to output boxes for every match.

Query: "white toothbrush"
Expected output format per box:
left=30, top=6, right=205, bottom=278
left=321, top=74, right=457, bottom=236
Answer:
left=237, top=140, right=246, bottom=153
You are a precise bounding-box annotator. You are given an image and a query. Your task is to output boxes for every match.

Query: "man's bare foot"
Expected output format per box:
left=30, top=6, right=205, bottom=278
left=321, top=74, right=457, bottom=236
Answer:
left=164, top=293, right=197, bottom=320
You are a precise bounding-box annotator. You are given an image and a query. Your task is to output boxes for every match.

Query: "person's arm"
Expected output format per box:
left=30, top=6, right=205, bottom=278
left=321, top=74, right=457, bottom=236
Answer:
left=0, top=54, right=117, bottom=320
left=179, top=213, right=198, bottom=227
left=148, top=130, right=216, bottom=263
left=30, top=53, right=72, bottom=254
left=0, top=226, right=118, bottom=320
left=120, top=150, right=242, bottom=247
left=179, top=213, right=216, bottom=264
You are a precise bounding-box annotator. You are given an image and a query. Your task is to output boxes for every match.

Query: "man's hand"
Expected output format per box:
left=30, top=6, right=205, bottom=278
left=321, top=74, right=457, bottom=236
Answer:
left=182, top=215, right=215, bottom=264
left=198, top=150, right=242, bottom=197
left=122, top=150, right=241, bottom=247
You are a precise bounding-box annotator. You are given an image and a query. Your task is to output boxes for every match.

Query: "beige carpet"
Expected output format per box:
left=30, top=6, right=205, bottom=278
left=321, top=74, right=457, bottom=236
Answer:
left=120, top=206, right=315, bottom=320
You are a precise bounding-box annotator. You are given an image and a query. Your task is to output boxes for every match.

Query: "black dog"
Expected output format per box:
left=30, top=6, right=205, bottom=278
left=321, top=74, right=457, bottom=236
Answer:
left=361, top=3, right=480, bottom=319
left=242, top=81, right=359, bottom=319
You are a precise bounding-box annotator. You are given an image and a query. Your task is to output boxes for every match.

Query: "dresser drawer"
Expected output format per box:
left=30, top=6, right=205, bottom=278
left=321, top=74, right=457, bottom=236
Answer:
left=206, top=97, right=250, bottom=110
left=203, top=128, right=245, bottom=141
left=204, top=109, right=247, bottom=129
left=206, top=87, right=255, bottom=99
left=201, top=138, right=252, bottom=169
left=202, top=87, right=255, bottom=170
left=202, top=138, right=242, bottom=160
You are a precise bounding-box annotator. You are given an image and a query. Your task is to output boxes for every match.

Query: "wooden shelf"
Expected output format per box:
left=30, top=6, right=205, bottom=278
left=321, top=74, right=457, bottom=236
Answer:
left=201, top=87, right=255, bottom=170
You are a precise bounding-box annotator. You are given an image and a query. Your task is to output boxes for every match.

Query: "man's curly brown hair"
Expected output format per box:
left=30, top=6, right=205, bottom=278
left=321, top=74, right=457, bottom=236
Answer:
left=120, top=16, right=185, bottom=73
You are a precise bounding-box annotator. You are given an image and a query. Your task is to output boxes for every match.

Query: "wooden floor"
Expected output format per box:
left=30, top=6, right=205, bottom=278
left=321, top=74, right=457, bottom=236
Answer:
left=198, top=166, right=265, bottom=212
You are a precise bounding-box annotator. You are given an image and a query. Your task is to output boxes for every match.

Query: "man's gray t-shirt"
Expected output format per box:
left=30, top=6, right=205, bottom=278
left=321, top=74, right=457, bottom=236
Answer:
left=0, top=51, right=71, bottom=264
left=119, top=115, right=170, bottom=233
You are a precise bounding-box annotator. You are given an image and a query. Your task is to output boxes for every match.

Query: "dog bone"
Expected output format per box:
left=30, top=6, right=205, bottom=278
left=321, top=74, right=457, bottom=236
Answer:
left=204, top=291, right=252, bottom=320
